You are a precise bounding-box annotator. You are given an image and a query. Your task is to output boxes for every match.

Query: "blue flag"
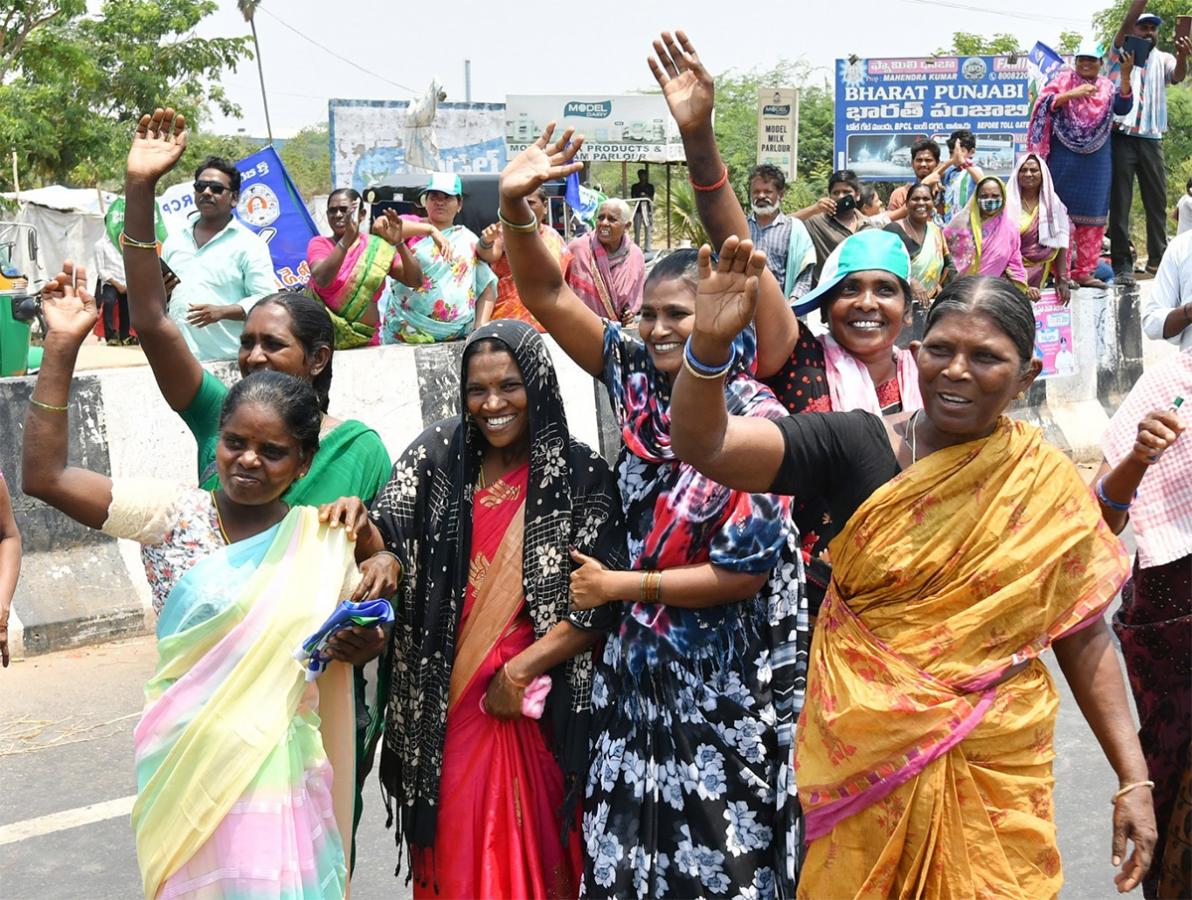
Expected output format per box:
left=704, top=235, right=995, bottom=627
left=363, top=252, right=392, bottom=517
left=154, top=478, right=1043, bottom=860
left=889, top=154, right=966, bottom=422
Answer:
left=565, top=168, right=582, bottom=210
left=1027, top=41, right=1066, bottom=106
left=233, top=146, right=318, bottom=289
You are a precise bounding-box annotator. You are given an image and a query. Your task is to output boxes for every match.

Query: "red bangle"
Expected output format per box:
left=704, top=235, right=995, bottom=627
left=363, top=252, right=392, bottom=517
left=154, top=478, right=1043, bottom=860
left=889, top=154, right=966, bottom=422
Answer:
left=690, top=165, right=729, bottom=192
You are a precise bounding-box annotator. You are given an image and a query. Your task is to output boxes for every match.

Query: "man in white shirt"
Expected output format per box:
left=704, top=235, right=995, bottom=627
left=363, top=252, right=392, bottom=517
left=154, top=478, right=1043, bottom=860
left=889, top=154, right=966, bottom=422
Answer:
left=162, top=155, right=277, bottom=361
left=1174, top=178, right=1192, bottom=236
left=1142, top=229, right=1192, bottom=353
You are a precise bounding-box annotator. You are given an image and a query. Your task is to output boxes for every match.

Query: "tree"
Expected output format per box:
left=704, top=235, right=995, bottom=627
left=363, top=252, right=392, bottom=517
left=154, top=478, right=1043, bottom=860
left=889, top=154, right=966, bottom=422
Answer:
left=279, top=125, right=333, bottom=198
left=0, top=0, right=251, bottom=188
left=1092, top=0, right=1188, bottom=52
left=936, top=32, right=1023, bottom=56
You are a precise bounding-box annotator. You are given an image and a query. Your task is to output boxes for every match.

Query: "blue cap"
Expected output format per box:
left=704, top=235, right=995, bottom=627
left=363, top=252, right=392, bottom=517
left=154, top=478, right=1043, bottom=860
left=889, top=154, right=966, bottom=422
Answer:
left=1136, top=12, right=1162, bottom=25
left=793, top=229, right=911, bottom=316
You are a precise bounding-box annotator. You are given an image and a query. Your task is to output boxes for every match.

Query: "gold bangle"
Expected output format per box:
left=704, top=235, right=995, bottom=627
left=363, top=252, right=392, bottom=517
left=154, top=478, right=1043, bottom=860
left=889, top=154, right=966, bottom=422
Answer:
left=650, top=571, right=662, bottom=603
left=502, top=663, right=532, bottom=689
left=1111, top=780, right=1154, bottom=804
left=497, top=209, right=539, bottom=234
left=682, top=354, right=729, bottom=381
left=30, top=397, right=68, bottom=413
left=120, top=231, right=158, bottom=250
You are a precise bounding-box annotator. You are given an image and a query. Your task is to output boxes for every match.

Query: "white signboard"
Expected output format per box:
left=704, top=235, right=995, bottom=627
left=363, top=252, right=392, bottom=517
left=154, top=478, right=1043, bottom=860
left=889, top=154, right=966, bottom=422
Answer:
left=757, top=87, right=799, bottom=179
left=505, top=95, right=686, bottom=163
left=329, top=100, right=507, bottom=192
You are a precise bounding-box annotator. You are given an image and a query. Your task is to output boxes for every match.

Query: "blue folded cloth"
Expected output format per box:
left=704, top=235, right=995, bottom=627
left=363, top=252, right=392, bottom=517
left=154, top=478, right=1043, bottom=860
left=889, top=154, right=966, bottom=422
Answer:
left=293, top=598, right=395, bottom=681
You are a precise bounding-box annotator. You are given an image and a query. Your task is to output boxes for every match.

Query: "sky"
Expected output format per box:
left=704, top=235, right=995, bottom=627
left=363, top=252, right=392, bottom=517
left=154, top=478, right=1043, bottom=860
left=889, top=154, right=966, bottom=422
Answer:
left=194, top=0, right=1106, bottom=138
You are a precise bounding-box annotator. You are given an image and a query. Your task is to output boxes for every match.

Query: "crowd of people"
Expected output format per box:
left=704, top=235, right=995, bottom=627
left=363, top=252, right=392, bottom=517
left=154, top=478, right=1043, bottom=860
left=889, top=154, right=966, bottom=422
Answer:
left=2, top=11, right=1190, bottom=900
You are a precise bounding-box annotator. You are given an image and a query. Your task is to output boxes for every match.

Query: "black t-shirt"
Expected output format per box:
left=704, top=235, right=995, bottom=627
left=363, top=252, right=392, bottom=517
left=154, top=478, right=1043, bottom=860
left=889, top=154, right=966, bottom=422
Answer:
left=769, top=410, right=902, bottom=530
left=630, top=183, right=655, bottom=199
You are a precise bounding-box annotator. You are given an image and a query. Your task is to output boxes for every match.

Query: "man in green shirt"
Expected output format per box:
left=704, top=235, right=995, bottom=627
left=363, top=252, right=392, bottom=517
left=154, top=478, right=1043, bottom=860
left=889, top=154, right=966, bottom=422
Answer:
left=162, top=155, right=277, bottom=361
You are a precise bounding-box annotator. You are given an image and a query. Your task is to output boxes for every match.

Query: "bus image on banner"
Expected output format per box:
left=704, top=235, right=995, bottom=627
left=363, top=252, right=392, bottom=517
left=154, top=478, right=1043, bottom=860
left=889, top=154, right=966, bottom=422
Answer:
left=834, top=55, right=1031, bottom=181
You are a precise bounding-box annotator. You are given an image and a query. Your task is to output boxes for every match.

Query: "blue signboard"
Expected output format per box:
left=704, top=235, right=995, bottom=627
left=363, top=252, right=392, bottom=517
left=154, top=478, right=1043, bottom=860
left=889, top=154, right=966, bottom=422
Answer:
left=834, top=56, right=1032, bottom=181
left=234, top=146, right=318, bottom=289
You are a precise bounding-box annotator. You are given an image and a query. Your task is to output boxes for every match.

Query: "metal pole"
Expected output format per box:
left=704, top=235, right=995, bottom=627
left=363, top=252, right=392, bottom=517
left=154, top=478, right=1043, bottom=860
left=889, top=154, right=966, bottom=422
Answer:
left=666, top=163, right=672, bottom=249
left=465, top=59, right=472, bottom=103
left=249, top=17, right=274, bottom=143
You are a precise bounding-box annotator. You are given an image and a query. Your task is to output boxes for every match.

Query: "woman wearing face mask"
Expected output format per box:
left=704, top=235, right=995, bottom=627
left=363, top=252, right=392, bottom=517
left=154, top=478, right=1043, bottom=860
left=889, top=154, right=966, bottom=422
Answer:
left=306, top=188, right=424, bottom=348
left=1028, top=41, right=1133, bottom=290
left=648, top=31, right=924, bottom=617
left=329, top=320, right=626, bottom=898
left=499, top=126, right=807, bottom=897
left=885, top=182, right=956, bottom=304
left=670, top=273, right=1157, bottom=899
left=565, top=197, right=646, bottom=325
left=1005, top=153, right=1073, bottom=302
left=380, top=173, right=498, bottom=344
left=944, top=176, right=1034, bottom=296
left=23, top=267, right=397, bottom=900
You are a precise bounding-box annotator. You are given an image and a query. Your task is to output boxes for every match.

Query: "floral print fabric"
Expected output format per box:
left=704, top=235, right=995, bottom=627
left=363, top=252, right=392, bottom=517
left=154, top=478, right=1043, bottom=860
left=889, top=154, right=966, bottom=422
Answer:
left=582, top=324, right=808, bottom=898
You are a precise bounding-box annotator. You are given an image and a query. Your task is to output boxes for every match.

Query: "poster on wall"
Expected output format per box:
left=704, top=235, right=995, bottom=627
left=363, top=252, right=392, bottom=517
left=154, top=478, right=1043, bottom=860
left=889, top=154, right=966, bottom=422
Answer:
left=329, top=100, right=508, bottom=193
left=1033, top=291, right=1075, bottom=379
left=505, top=95, right=686, bottom=162
left=757, top=87, right=799, bottom=179
left=834, top=55, right=1031, bottom=181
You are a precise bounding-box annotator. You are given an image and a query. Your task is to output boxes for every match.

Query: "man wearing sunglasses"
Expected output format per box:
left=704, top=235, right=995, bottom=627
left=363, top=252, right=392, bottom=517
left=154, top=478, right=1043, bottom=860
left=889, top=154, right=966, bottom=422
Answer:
left=161, top=155, right=277, bottom=360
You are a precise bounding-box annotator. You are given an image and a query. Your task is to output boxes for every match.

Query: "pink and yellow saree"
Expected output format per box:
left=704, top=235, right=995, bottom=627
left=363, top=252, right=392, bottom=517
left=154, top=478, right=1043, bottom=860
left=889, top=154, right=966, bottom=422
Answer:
left=796, top=418, right=1130, bottom=899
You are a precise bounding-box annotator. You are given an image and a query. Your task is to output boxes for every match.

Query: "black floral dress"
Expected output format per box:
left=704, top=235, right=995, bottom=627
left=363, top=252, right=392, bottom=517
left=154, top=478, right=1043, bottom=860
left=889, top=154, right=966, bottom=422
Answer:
left=582, top=324, right=808, bottom=899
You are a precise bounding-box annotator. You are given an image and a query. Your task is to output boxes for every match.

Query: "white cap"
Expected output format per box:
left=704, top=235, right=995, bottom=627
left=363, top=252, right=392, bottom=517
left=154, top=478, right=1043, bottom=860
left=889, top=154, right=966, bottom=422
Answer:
left=422, top=172, right=462, bottom=197
left=1074, top=38, right=1103, bottom=60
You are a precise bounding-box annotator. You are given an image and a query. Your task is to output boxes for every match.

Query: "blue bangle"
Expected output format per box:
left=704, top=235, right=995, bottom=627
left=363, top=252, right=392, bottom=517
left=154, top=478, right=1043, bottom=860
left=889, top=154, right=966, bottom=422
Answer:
left=1095, top=477, right=1134, bottom=512
left=684, top=338, right=734, bottom=376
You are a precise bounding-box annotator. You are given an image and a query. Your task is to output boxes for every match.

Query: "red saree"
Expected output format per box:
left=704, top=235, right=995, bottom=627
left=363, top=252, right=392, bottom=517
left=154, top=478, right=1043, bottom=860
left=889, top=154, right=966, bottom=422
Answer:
left=415, top=462, right=582, bottom=899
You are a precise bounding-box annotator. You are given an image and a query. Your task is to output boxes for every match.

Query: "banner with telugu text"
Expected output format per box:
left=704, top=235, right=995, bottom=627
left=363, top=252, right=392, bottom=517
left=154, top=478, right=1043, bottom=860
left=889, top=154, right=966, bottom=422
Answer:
left=233, top=146, right=318, bottom=289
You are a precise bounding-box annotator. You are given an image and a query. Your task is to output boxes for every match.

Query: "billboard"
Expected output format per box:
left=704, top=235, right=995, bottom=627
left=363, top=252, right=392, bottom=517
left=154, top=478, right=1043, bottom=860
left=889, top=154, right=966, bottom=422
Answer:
left=505, top=95, right=686, bottom=162
left=757, top=87, right=800, bottom=179
left=329, top=100, right=507, bottom=193
left=834, top=55, right=1031, bottom=181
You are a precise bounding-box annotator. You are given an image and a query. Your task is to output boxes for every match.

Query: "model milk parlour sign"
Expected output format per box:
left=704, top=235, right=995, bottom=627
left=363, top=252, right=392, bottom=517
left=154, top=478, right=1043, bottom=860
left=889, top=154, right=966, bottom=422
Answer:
left=505, top=95, right=686, bottom=162
left=757, top=87, right=799, bottom=179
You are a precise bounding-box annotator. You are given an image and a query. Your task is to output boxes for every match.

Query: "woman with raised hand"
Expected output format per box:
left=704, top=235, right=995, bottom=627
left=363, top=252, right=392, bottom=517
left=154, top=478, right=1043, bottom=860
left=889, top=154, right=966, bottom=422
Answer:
left=306, top=188, right=423, bottom=348
left=669, top=271, right=1157, bottom=898
left=323, top=320, right=626, bottom=897
left=122, top=106, right=393, bottom=862
left=648, top=30, right=922, bottom=611
left=22, top=264, right=398, bottom=899
left=498, top=127, right=807, bottom=898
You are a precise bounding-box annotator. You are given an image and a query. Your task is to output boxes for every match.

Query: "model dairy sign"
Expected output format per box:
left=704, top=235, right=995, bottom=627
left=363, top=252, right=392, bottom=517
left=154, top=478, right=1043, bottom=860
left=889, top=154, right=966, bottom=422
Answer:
left=506, top=94, right=686, bottom=162
left=757, top=87, right=800, bottom=179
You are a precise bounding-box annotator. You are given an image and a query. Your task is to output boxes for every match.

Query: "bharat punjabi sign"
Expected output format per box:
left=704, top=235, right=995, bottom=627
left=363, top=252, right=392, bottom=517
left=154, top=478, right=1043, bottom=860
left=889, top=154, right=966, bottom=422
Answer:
left=505, top=95, right=686, bottom=163
left=757, top=87, right=800, bottom=179
left=834, top=55, right=1031, bottom=181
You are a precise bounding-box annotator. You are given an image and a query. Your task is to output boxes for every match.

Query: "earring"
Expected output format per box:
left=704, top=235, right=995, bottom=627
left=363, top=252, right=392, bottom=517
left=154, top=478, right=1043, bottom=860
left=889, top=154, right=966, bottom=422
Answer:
left=1015, top=391, right=1025, bottom=400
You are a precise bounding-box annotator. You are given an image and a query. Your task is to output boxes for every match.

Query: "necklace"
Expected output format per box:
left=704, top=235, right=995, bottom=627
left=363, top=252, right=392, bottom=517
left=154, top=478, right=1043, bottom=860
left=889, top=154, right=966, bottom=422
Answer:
left=908, top=409, right=921, bottom=464
left=903, top=218, right=926, bottom=244
left=210, top=489, right=232, bottom=543
left=476, top=462, right=487, bottom=491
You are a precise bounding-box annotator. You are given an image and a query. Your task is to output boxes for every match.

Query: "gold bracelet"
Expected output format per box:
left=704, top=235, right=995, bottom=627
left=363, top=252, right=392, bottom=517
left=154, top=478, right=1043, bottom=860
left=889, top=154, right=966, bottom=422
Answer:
left=502, top=662, right=532, bottom=689
left=121, top=231, right=158, bottom=250
left=30, top=397, right=68, bottom=413
left=1111, top=780, right=1154, bottom=804
left=497, top=209, right=539, bottom=234
left=681, top=354, right=729, bottom=381
left=650, top=571, right=662, bottom=603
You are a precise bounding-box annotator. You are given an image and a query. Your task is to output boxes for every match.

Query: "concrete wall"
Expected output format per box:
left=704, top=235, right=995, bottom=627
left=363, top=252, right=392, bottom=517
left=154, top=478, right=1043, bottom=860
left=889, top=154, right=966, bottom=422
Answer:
left=0, top=280, right=1153, bottom=657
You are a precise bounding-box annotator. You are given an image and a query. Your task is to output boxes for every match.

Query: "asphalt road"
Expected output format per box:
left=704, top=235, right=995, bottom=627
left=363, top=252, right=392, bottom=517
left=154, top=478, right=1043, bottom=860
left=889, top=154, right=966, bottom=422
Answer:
left=0, top=589, right=1140, bottom=900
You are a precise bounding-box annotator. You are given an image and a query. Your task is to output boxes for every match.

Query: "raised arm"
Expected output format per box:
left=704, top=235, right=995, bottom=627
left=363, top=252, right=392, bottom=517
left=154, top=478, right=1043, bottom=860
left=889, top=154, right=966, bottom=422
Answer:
left=372, top=210, right=423, bottom=289
left=649, top=30, right=799, bottom=378
left=1094, top=408, right=1185, bottom=533
left=21, top=265, right=115, bottom=530
left=123, top=109, right=205, bottom=412
left=0, top=473, right=20, bottom=668
left=499, top=125, right=606, bottom=377
left=1114, top=0, right=1149, bottom=50
left=669, top=241, right=788, bottom=492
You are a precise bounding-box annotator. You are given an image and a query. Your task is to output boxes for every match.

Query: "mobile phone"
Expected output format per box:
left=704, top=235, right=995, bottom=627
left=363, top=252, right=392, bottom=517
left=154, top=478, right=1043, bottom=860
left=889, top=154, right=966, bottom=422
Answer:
left=160, top=257, right=180, bottom=283
left=835, top=194, right=857, bottom=214
left=1122, top=34, right=1152, bottom=68
left=1176, top=16, right=1191, bottom=43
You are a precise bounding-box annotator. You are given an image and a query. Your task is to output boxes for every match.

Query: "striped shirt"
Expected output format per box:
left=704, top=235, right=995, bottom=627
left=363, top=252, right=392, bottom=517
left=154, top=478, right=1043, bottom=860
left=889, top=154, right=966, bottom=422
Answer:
left=748, top=212, right=796, bottom=286
left=1108, top=44, right=1176, bottom=139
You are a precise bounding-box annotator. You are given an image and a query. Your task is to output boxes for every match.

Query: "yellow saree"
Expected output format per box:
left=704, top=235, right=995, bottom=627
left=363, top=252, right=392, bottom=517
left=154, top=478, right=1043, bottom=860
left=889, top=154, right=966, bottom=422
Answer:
left=796, top=418, right=1129, bottom=899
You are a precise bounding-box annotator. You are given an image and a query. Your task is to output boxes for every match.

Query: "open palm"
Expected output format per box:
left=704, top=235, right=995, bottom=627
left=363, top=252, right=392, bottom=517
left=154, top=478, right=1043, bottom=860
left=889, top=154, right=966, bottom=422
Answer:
left=649, top=31, right=714, bottom=132
left=126, top=108, right=188, bottom=183
left=694, top=237, right=765, bottom=347
left=371, top=209, right=402, bottom=246
left=41, top=263, right=98, bottom=344
left=499, top=124, right=584, bottom=201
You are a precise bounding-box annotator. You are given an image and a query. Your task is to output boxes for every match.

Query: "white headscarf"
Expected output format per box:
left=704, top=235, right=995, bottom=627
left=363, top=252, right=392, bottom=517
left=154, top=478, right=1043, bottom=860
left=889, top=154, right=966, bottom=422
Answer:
left=1004, top=152, right=1071, bottom=250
